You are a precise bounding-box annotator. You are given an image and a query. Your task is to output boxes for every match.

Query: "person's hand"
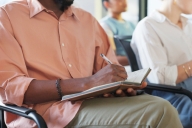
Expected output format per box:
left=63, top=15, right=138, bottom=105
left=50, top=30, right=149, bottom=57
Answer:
left=88, top=64, right=127, bottom=89
left=103, top=81, right=147, bottom=97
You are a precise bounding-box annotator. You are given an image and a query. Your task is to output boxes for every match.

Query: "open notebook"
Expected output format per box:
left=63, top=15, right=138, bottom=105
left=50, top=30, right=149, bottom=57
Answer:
left=62, top=68, right=151, bottom=101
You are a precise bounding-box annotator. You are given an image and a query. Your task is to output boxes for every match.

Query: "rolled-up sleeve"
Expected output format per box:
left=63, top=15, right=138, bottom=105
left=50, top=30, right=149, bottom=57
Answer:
left=0, top=8, right=34, bottom=106
left=131, top=21, right=177, bottom=85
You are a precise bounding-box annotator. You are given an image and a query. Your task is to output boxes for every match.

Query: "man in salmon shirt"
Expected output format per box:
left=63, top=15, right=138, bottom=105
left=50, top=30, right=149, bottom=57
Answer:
left=0, top=0, right=182, bottom=127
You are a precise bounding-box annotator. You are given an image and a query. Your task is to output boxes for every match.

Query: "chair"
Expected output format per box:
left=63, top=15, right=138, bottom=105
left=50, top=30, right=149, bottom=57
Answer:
left=0, top=102, right=47, bottom=128
left=114, top=35, right=192, bottom=100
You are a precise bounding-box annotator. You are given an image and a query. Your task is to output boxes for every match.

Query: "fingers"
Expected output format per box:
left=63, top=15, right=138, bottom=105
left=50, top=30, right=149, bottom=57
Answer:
left=116, top=70, right=127, bottom=80
left=116, top=88, right=137, bottom=97
left=104, top=89, right=127, bottom=98
left=104, top=87, right=142, bottom=98
left=116, top=89, right=126, bottom=97
left=141, top=81, right=147, bottom=88
left=127, top=88, right=137, bottom=96
left=111, top=65, right=127, bottom=80
left=113, top=64, right=126, bottom=71
left=103, top=93, right=114, bottom=98
left=113, top=75, right=126, bottom=82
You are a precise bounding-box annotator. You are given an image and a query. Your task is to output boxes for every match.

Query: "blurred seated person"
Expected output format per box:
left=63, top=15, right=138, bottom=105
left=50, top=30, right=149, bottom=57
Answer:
left=131, top=0, right=192, bottom=127
left=100, top=0, right=135, bottom=66
left=0, top=0, right=183, bottom=127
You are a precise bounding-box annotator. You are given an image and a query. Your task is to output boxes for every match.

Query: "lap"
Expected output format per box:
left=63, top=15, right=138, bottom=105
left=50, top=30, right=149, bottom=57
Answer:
left=65, top=94, right=180, bottom=128
left=177, top=77, right=192, bottom=92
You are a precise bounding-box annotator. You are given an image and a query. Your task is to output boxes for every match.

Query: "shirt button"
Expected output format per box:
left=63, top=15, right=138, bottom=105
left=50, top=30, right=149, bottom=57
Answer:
left=69, top=64, right=72, bottom=67
left=62, top=43, right=64, bottom=46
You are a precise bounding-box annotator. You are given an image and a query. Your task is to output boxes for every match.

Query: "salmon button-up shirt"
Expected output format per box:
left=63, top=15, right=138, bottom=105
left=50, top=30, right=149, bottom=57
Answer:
left=0, top=0, right=117, bottom=127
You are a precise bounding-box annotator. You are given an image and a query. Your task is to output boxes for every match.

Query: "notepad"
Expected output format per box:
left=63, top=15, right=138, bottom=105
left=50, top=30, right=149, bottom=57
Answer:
left=62, top=68, right=151, bottom=101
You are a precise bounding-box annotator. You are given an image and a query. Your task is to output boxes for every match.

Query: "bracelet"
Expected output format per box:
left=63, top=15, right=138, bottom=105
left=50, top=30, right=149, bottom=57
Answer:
left=188, top=65, right=192, bottom=77
left=55, top=79, right=63, bottom=99
left=183, top=65, right=190, bottom=78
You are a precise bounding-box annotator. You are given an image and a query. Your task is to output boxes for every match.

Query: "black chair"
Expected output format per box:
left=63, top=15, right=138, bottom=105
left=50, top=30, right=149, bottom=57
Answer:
left=0, top=102, right=47, bottom=128
left=114, top=35, right=192, bottom=100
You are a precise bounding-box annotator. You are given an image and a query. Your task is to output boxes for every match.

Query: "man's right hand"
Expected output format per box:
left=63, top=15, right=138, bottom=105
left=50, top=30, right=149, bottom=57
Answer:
left=88, top=64, right=127, bottom=89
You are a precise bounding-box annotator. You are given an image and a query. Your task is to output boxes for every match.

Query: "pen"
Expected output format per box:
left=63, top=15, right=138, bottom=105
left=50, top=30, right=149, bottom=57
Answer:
left=100, top=53, right=113, bottom=64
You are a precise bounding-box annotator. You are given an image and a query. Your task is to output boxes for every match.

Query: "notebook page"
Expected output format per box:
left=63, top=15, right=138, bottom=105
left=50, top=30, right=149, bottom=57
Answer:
left=125, top=68, right=150, bottom=84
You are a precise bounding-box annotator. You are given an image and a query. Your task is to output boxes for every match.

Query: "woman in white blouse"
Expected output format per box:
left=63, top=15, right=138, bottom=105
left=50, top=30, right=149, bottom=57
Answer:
left=131, top=0, right=192, bottom=128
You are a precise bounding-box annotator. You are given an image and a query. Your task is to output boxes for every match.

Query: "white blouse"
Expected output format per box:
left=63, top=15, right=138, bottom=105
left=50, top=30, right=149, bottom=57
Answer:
left=131, top=10, right=192, bottom=85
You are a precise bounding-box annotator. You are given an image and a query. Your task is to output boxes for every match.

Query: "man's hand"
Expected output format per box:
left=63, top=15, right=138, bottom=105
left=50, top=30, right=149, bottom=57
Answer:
left=88, top=64, right=127, bottom=89
left=103, top=81, right=147, bottom=97
left=89, top=64, right=147, bottom=98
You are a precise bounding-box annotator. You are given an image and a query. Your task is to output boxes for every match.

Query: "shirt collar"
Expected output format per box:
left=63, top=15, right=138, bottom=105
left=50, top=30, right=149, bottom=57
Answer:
left=27, top=0, right=45, bottom=18
left=27, top=0, right=80, bottom=20
left=149, top=10, right=166, bottom=23
left=149, top=10, right=188, bottom=27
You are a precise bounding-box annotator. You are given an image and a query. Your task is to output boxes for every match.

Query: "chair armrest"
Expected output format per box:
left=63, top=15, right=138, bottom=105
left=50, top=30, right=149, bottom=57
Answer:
left=0, top=102, right=47, bottom=128
left=146, top=83, right=192, bottom=100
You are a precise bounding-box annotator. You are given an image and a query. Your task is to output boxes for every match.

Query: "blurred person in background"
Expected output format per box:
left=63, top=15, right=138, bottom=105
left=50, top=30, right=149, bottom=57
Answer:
left=100, top=0, right=135, bottom=66
left=131, top=0, right=192, bottom=127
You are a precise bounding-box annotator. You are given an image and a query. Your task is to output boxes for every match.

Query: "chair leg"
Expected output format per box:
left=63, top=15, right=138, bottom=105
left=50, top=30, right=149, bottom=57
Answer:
left=0, top=110, right=7, bottom=128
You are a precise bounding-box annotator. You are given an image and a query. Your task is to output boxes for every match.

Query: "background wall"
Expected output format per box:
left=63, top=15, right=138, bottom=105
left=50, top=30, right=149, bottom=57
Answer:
left=73, top=0, right=102, bottom=20
left=147, top=0, right=161, bottom=14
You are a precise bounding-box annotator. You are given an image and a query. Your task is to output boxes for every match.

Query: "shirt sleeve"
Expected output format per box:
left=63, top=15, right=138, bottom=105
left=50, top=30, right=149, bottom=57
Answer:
left=0, top=8, right=34, bottom=106
left=99, top=22, right=116, bottom=50
left=131, top=21, right=177, bottom=85
left=93, top=20, right=119, bottom=74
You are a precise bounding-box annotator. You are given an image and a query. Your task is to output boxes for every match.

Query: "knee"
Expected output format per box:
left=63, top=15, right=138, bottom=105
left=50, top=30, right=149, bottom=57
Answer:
left=149, top=97, right=182, bottom=127
left=150, top=97, right=178, bottom=118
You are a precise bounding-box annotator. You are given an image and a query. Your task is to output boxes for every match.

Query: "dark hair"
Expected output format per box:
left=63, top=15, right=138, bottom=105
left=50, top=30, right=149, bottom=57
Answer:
left=102, top=0, right=109, bottom=10
left=54, top=0, right=74, bottom=11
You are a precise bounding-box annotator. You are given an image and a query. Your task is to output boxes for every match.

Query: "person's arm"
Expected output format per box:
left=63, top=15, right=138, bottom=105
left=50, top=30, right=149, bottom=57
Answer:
left=131, top=21, right=191, bottom=85
left=0, top=8, right=35, bottom=106
left=176, top=62, right=192, bottom=84
left=24, top=64, right=128, bottom=104
left=116, top=56, right=129, bottom=66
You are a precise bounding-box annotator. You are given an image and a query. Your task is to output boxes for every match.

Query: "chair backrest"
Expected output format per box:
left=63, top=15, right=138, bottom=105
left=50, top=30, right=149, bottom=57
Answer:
left=114, top=35, right=139, bottom=72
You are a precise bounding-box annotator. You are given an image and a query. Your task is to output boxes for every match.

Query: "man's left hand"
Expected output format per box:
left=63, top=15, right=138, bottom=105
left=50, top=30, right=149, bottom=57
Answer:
left=103, top=81, right=147, bottom=97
